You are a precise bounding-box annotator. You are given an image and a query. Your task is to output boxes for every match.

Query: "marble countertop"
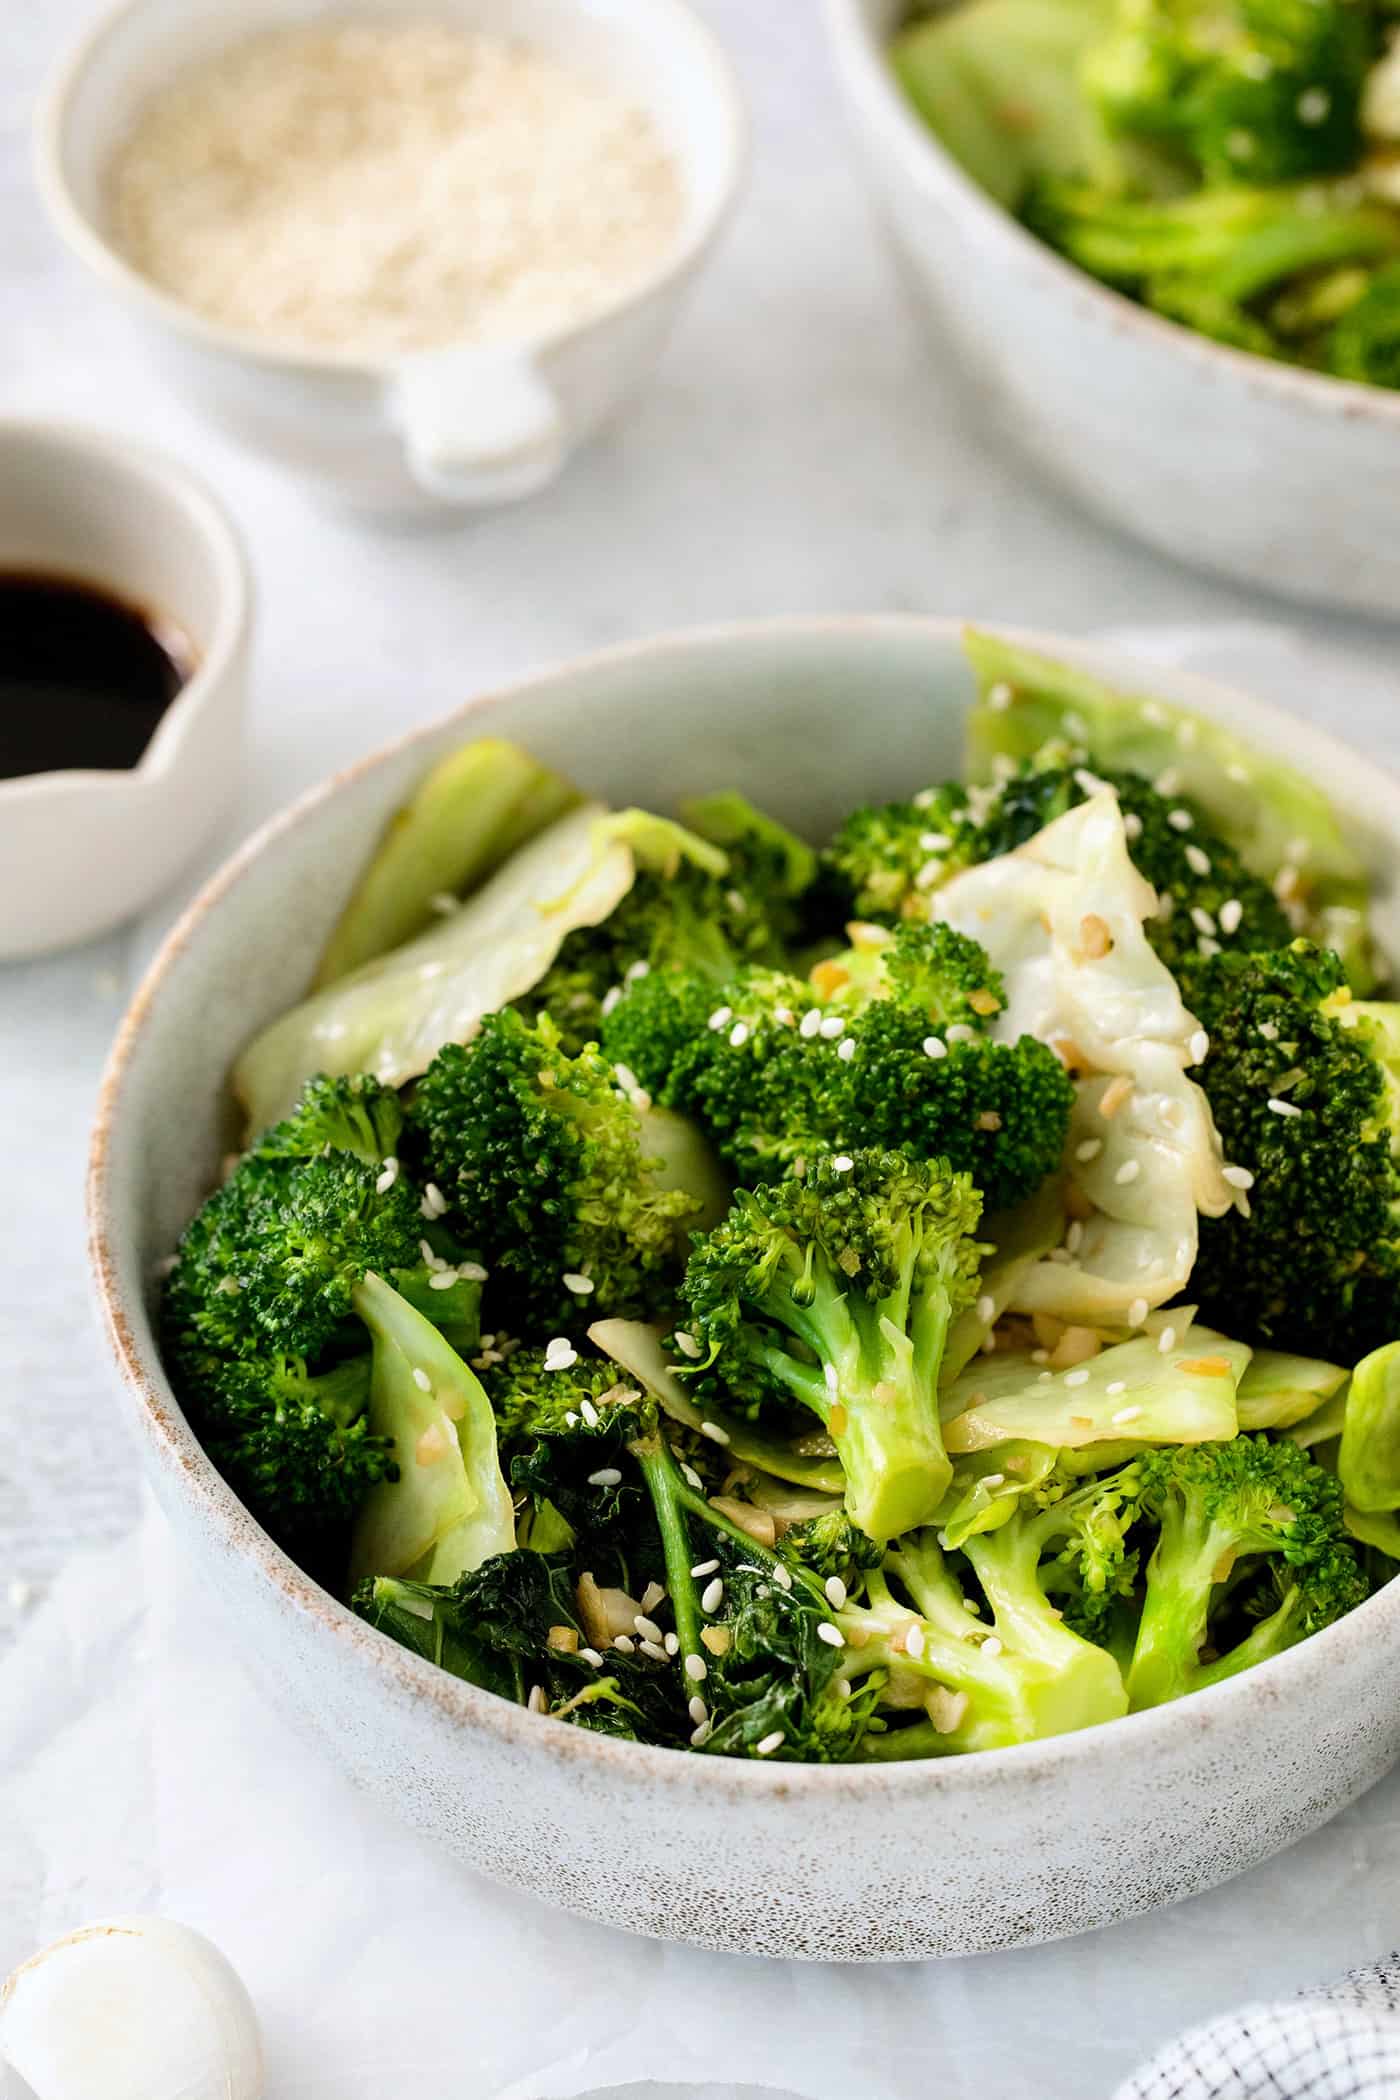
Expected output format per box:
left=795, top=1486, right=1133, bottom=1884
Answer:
left=4, top=4, right=1400, bottom=2093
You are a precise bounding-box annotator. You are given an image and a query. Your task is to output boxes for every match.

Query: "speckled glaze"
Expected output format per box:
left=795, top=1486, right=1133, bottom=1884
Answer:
left=824, top=0, right=1400, bottom=620
left=89, top=619, right=1400, bottom=1960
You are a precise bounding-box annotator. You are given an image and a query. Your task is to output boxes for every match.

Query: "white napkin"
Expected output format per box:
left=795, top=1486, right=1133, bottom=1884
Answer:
left=1115, top=1960, right=1400, bottom=2099
left=6, top=623, right=1400, bottom=2100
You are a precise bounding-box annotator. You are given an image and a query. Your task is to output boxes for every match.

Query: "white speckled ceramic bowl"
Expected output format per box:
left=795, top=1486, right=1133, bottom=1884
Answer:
left=824, top=0, right=1400, bottom=620
left=88, top=619, right=1400, bottom=1960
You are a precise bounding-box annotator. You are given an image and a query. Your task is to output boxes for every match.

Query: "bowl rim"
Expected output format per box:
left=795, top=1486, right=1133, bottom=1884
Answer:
left=0, top=414, right=252, bottom=808
left=34, top=0, right=748, bottom=380
left=87, top=611, right=1400, bottom=1804
left=822, top=0, right=1400, bottom=428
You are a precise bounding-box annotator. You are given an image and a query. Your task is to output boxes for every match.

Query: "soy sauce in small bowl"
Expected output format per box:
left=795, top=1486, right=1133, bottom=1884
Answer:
left=0, top=568, right=194, bottom=779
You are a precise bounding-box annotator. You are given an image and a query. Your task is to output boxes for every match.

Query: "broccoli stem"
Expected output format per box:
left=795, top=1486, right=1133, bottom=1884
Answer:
left=628, top=1428, right=706, bottom=1670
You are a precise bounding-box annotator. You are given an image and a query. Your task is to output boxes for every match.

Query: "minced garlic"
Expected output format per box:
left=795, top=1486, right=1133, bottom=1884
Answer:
left=106, top=21, right=684, bottom=357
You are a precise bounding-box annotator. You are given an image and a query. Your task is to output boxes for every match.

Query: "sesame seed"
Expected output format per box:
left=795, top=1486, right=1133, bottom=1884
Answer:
left=420, top=1181, right=448, bottom=1220
left=639, top=1640, right=668, bottom=1662
left=708, top=1005, right=732, bottom=1031
left=800, top=1008, right=823, bottom=1038
left=1223, top=1164, right=1255, bottom=1190
left=1031, top=1348, right=1049, bottom=1364
left=527, top=1685, right=548, bottom=1713
left=685, top=1653, right=707, bottom=1682
left=1219, top=900, right=1243, bottom=936
left=1123, top=811, right=1143, bottom=843
left=837, top=1037, right=856, bottom=1063
left=976, top=1294, right=996, bottom=1325
left=1113, top=1405, right=1143, bottom=1425
left=625, top=959, right=651, bottom=984
left=1268, top=1097, right=1303, bottom=1118
left=1157, top=890, right=1175, bottom=922
left=542, top=1337, right=579, bottom=1372
left=919, top=831, right=952, bottom=851
left=690, top=1558, right=720, bottom=1578
left=1298, top=85, right=1330, bottom=124
left=832, top=1154, right=855, bottom=1173
left=982, top=1473, right=1005, bottom=1489
left=588, top=1467, right=622, bottom=1488
left=700, top=1420, right=730, bottom=1446
left=579, top=1648, right=604, bottom=1667
left=1157, top=1326, right=1176, bottom=1354
left=775, top=1006, right=796, bottom=1027
left=1190, top=906, right=1217, bottom=938
left=904, top=1621, right=926, bottom=1659
left=946, top=1023, right=976, bottom=1044
left=428, top=1269, right=461, bottom=1290
left=600, top=986, right=622, bottom=1017
left=411, top=1367, right=432, bottom=1393
left=981, top=1636, right=1004, bottom=1659
left=375, top=1156, right=400, bottom=1194
left=612, top=1634, right=636, bottom=1654
left=1128, top=1297, right=1149, bottom=1327
left=772, top=1563, right=793, bottom=1591
left=688, top=1695, right=708, bottom=1724
left=1105, top=1380, right=1127, bottom=1396
left=913, top=787, right=937, bottom=809
left=634, top=1614, right=663, bottom=1641
left=729, top=1022, right=750, bottom=1049
left=756, top=1730, right=786, bottom=1756
left=673, top=1330, right=702, bottom=1360
left=664, top=1632, right=680, bottom=1655
left=825, top=1575, right=848, bottom=1609
left=564, top=1411, right=578, bottom=1428
left=690, top=1720, right=713, bottom=1746
left=701, top=1578, right=724, bottom=1614
left=1064, top=1367, right=1091, bottom=1388
left=1075, top=1137, right=1103, bottom=1163
left=579, top=1398, right=599, bottom=1429
left=457, top=1262, right=488, bottom=1283
left=923, top=1036, right=947, bottom=1060
left=1114, top=1159, right=1141, bottom=1186
left=1189, top=1029, right=1210, bottom=1065
left=1038, top=1370, right=1054, bottom=1383
left=915, top=859, right=944, bottom=891
left=1167, top=808, right=1192, bottom=832
left=562, top=1272, right=595, bottom=1296
left=680, top=1464, right=704, bottom=1491
left=819, top=1014, right=847, bottom=1040
left=987, top=681, right=1013, bottom=711
left=817, top=1623, right=845, bottom=1648
left=1184, top=844, right=1211, bottom=877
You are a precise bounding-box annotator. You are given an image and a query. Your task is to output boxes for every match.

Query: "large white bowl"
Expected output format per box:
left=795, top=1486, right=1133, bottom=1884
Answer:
left=824, top=0, right=1400, bottom=620
left=89, top=618, right=1400, bottom=1960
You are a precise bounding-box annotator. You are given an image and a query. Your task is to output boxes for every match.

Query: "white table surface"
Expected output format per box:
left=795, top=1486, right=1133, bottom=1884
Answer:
left=5, top=4, right=1400, bottom=2094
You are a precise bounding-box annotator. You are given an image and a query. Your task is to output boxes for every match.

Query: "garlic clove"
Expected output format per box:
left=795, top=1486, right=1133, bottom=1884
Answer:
left=0, top=1915, right=264, bottom=2100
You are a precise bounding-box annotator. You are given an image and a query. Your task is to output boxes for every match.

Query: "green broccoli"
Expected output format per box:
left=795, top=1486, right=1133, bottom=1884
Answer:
left=1328, top=260, right=1400, bottom=385
left=162, top=1075, right=487, bottom=1560
left=1125, top=1435, right=1367, bottom=1708
left=517, top=794, right=813, bottom=1054
left=822, top=783, right=975, bottom=923
left=1081, top=0, right=1379, bottom=185
left=1183, top=941, right=1400, bottom=1357
left=679, top=1150, right=986, bottom=1540
left=408, top=1011, right=725, bottom=1329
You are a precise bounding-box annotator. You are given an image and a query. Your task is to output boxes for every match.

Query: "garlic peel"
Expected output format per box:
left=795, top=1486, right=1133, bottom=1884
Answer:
left=0, top=1915, right=263, bottom=2100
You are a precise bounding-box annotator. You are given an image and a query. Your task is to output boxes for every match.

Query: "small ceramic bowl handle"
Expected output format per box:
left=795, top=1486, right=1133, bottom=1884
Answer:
left=391, top=344, right=567, bottom=505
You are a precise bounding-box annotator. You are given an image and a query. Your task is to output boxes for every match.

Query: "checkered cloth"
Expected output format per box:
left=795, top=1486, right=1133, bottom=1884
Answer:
left=1116, top=1960, right=1400, bottom=2098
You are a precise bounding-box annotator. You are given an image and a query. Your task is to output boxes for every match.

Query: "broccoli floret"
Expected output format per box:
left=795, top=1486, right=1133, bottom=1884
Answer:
left=605, top=925, right=1073, bottom=1210
left=832, top=923, right=1076, bottom=1213
left=518, top=798, right=811, bottom=1055
left=1125, top=1436, right=1368, bottom=1709
left=779, top=1508, right=884, bottom=1587
left=1081, top=0, right=1378, bottom=186
left=182, top=1350, right=392, bottom=1568
left=852, top=1488, right=1129, bottom=1756
left=1183, top=941, right=1400, bottom=1356
left=1027, top=181, right=1399, bottom=354
left=822, top=784, right=974, bottom=922
left=249, top=1071, right=406, bottom=1167
left=680, top=1150, right=985, bottom=1540
left=408, top=1012, right=718, bottom=1328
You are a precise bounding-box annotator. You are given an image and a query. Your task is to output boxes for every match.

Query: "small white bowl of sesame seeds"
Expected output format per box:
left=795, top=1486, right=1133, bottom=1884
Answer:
left=37, top=0, right=744, bottom=514
left=90, top=616, right=1400, bottom=1960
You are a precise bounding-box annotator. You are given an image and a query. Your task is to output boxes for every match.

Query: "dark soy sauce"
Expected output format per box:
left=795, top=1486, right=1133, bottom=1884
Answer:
left=0, top=569, right=193, bottom=779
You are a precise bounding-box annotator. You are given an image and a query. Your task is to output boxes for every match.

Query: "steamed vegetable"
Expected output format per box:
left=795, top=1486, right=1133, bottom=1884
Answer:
left=164, top=628, right=1397, bottom=1764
